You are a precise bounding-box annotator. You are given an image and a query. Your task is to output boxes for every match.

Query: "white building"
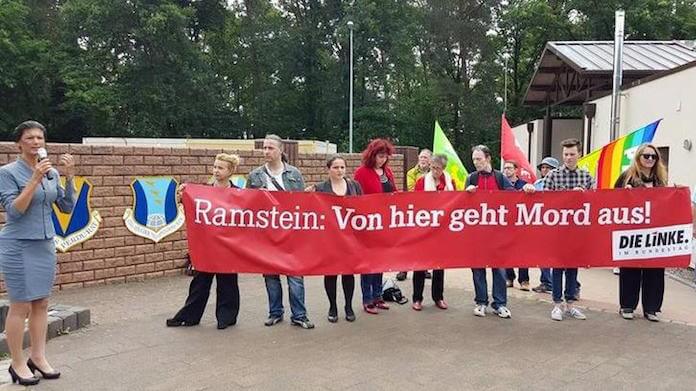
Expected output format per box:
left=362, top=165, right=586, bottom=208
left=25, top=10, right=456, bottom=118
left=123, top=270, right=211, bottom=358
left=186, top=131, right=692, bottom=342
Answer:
left=514, top=41, right=696, bottom=186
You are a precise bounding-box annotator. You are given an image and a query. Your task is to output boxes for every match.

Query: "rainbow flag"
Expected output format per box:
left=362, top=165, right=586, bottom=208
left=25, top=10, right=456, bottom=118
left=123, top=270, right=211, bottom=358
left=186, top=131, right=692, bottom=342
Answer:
left=578, top=120, right=661, bottom=189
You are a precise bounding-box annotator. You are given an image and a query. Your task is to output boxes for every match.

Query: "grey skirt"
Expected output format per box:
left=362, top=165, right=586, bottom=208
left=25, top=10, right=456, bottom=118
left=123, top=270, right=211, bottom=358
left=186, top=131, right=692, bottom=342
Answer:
left=0, top=238, right=56, bottom=302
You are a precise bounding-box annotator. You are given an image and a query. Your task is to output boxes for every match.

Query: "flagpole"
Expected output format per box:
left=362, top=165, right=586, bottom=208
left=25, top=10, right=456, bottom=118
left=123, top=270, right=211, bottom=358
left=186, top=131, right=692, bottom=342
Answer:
left=348, top=20, right=354, bottom=153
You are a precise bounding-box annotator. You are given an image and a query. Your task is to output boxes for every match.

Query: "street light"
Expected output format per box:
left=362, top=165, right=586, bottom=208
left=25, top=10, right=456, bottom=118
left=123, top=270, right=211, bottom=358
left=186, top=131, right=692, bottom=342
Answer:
left=347, top=20, right=354, bottom=153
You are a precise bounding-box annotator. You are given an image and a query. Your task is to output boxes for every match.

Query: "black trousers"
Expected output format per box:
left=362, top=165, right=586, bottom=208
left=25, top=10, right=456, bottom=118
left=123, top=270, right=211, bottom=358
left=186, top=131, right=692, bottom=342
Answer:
left=412, top=269, right=444, bottom=302
left=619, top=268, right=664, bottom=314
left=172, top=272, right=240, bottom=325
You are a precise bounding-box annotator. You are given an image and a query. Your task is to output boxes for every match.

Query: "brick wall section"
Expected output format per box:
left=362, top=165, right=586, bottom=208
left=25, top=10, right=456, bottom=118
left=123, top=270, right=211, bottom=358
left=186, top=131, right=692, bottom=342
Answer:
left=0, top=143, right=404, bottom=292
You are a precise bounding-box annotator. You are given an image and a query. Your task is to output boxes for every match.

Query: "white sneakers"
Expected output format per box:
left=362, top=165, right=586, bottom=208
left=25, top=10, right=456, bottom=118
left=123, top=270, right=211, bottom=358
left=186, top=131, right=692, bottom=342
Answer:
left=551, top=305, right=564, bottom=321
left=473, top=305, right=511, bottom=318
left=495, top=306, right=512, bottom=319
left=551, top=304, right=586, bottom=321
left=567, top=307, right=586, bottom=320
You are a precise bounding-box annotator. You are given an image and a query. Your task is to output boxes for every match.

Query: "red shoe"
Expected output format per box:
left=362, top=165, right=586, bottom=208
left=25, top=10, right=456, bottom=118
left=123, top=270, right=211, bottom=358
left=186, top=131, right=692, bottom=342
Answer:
left=435, top=300, right=448, bottom=310
left=374, top=300, right=390, bottom=310
left=412, top=301, right=422, bottom=311
left=363, top=304, right=379, bottom=314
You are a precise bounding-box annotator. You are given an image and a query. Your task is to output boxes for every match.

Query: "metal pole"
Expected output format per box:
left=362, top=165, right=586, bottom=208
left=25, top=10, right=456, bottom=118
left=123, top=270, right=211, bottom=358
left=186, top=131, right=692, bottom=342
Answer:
left=610, top=10, right=625, bottom=140
left=348, top=21, right=354, bottom=153
left=504, top=55, right=508, bottom=113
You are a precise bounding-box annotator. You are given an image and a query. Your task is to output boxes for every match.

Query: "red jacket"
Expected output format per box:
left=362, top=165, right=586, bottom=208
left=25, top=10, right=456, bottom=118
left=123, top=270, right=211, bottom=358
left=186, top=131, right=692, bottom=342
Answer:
left=354, top=165, right=396, bottom=194
left=414, top=174, right=456, bottom=191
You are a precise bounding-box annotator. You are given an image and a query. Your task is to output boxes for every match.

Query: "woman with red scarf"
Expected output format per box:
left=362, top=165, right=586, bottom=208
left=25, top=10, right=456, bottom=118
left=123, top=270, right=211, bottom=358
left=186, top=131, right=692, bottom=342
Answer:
left=353, top=139, right=396, bottom=314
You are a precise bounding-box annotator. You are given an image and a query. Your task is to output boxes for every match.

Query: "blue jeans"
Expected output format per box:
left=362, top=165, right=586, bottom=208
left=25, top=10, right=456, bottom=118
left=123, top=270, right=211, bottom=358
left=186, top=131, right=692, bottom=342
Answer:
left=472, top=268, right=507, bottom=309
left=552, top=268, right=578, bottom=303
left=360, top=273, right=383, bottom=304
left=540, top=268, right=552, bottom=288
left=506, top=268, right=529, bottom=283
left=264, top=275, right=306, bottom=321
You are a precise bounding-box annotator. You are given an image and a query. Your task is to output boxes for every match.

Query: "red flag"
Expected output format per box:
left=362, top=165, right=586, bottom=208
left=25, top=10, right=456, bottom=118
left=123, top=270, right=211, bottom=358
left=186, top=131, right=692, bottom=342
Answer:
left=501, top=114, right=537, bottom=183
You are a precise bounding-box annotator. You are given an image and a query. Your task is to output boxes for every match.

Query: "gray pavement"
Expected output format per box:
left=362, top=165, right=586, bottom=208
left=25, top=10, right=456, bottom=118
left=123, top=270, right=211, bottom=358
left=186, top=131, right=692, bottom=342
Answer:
left=1, top=270, right=696, bottom=390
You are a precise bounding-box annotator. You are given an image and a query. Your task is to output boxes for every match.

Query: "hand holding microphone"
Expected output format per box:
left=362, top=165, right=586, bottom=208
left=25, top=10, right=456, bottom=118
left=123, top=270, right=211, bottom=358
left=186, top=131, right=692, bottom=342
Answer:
left=35, top=147, right=54, bottom=181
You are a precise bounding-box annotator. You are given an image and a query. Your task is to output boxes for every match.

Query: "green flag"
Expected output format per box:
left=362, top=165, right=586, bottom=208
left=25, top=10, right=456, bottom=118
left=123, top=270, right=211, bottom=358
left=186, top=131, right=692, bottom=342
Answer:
left=432, top=120, right=468, bottom=190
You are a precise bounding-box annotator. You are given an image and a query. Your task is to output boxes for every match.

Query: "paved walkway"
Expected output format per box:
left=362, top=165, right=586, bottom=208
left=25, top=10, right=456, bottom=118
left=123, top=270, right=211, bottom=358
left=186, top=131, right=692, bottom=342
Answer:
left=1, top=268, right=695, bottom=390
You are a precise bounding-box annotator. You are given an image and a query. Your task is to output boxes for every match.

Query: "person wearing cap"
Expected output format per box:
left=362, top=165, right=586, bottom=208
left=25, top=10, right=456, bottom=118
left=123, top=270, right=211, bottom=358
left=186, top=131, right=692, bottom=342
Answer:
left=531, top=156, right=558, bottom=293
left=533, top=157, right=559, bottom=190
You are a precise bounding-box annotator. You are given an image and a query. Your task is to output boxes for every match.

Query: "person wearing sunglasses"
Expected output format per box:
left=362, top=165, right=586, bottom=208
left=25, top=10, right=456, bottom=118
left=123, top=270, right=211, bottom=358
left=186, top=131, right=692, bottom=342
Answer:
left=614, top=143, right=668, bottom=322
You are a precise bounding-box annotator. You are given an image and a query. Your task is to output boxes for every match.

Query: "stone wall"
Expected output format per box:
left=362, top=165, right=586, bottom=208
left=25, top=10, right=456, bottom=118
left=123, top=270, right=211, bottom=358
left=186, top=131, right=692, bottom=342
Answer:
left=0, top=142, right=404, bottom=291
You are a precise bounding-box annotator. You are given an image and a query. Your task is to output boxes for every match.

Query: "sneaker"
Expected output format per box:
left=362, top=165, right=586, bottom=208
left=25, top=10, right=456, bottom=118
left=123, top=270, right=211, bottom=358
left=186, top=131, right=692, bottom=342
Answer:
left=506, top=279, right=514, bottom=288
left=374, top=300, right=390, bottom=310
left=645, top=312, right=660, bottom=322
left=532, top=284, right=551, bottom=294
left=425, top=271, right=432, bottom=279
left=494, top=306, right=511, bottom=319
left=619, top=308, right=634, bottom=320
left=551, top=305, right=563, bottom=321
left=264, top=315, right=283, bottom=327
left=567, top=307, right=586, bottom=320
left=291, top=317, right=315, bottom=329
left=473, top=304, right=486, bottom=317
left=613, top=268, right=620, bottom=275
left=396, top=271, right=407, bottom=281
left=520, top=281, right=530, bottom=291
left=412, top=301, right=423, bottom=311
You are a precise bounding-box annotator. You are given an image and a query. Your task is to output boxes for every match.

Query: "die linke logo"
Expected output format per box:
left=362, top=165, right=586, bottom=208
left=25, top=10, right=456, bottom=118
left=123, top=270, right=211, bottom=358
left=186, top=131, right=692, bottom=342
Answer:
left=51, top=177, right=101, bottom=252
left=612, top=224, right=693, bottom=261
left=123, top=177, right=185, bottom=243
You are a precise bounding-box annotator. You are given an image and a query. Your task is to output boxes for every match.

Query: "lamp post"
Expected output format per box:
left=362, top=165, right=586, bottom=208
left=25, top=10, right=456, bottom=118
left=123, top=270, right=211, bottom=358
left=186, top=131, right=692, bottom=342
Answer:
left=347, top=20, right=354, bottom=153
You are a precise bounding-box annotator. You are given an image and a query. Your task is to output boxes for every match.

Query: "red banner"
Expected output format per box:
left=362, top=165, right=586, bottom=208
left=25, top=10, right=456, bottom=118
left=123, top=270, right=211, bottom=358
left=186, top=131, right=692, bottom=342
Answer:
left=182, top=186, right=693, bottom=274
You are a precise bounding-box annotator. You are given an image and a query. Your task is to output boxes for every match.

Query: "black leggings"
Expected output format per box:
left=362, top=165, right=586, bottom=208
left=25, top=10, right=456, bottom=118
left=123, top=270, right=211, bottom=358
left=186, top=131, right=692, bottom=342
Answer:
left=324, top=275, right=355, bottom=313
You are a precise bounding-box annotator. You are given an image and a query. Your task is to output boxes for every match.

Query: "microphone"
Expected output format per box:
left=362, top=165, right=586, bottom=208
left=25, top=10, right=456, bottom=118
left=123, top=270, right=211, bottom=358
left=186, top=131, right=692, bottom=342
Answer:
left=36, top=147, right=54, bottom=180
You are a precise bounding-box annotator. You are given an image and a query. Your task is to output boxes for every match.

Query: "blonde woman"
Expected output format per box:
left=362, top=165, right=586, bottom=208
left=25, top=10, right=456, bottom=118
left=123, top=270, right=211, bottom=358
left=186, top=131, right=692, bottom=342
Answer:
left=412, top=154, right=454, bottom=311
left=615, top=143, right=667, bottom=322
left=167, top=153, right=242, bottom=329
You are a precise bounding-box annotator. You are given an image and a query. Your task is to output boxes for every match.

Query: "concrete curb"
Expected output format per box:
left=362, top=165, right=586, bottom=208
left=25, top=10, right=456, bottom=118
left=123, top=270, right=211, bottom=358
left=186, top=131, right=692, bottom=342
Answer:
left=0, top=304, right=91, bottom=354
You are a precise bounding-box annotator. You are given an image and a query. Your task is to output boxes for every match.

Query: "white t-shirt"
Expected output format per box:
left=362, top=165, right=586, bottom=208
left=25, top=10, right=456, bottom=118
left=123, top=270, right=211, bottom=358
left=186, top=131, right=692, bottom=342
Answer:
left=264, top=164, right=285, bottom=192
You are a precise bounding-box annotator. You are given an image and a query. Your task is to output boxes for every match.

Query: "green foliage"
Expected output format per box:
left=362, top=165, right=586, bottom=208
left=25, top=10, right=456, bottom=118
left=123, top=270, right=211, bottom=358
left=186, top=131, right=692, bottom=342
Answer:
left=0, top=0, right=694, bottom=165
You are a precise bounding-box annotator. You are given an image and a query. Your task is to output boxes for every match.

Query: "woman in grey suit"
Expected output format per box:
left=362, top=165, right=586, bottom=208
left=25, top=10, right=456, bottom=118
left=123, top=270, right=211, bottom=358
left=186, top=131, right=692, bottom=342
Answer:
left=0, top=121, right=75, bottom=385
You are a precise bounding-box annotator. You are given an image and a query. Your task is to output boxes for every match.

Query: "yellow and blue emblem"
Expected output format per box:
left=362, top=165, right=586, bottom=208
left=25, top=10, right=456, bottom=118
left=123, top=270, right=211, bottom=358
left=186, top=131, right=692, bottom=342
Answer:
left=122, top=176, right=185, bottom=242
left=51, top=177, right=102, bottom=252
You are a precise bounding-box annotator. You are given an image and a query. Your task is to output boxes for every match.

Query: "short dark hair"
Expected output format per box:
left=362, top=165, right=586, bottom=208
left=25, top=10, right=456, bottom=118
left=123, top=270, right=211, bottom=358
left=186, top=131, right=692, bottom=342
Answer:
left=14, top=120, right=46, bottom=142
left=504, top=160, right=518, bottom=168
left=560, top=138, right=581, bottom=151
left=471, top=145, right=491, bottom=158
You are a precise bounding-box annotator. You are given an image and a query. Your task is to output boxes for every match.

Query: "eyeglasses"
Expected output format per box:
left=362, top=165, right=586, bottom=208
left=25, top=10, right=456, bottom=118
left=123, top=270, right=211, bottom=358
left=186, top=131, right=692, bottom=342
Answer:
left=640, top=153, right=658, bottom=160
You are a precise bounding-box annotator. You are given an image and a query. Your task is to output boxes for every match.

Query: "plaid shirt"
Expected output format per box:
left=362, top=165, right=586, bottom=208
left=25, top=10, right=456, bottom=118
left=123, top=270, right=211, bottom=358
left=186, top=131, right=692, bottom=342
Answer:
left=543, top=165, right=595, bottom=191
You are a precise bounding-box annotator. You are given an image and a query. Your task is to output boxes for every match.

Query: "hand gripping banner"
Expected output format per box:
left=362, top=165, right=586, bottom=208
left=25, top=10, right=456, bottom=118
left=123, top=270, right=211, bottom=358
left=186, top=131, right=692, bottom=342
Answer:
left=182, top=185, right=693, bottom=274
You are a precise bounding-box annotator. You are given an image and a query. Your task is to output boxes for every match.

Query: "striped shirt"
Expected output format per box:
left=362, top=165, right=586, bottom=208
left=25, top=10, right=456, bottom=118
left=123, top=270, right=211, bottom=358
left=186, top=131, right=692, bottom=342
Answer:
left=543, top=165, right=595, bottom=191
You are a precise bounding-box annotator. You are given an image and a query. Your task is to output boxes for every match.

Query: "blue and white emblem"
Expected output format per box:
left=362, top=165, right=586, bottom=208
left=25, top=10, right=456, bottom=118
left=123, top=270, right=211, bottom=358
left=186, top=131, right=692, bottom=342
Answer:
left=123, top=177, right=185, bottom=243
left=51, top=177, right=101, bottom=252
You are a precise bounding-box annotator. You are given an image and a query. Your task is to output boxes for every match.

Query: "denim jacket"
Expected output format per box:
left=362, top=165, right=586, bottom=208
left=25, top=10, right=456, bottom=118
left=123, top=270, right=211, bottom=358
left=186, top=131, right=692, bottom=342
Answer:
left=0, top=158, right=75, bottom=239
left=246, top=163, right=305, bottom=192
